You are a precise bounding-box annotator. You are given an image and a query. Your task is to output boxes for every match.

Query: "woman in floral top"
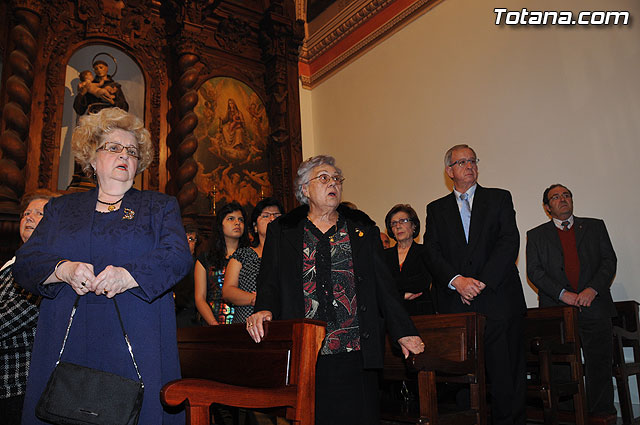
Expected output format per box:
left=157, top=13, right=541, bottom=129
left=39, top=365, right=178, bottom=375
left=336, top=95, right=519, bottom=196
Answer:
left=246, top=155, right=425, bottom=425
left=194, top=202, right=249, bottom=325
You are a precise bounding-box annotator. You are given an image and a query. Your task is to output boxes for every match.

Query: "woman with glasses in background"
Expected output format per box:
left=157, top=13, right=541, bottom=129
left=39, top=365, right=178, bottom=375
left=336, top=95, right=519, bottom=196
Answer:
left=384, top=204, right=436, bottom=316
left=222, top=197, right=284, bottom=324
left=13, top=107, right=193, bottom=424
left=0, top=189, right=60, bottom=425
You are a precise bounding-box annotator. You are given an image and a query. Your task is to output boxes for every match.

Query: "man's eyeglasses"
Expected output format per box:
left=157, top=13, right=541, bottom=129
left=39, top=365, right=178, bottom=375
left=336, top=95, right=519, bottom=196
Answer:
left=97, top=142, right=140, bottom=159
left=549, top=192, right=572, bottom=202
left=259, top=212, right=282, bottom=220
left=448, top=158, right=479, bottom=168
left=390, top=218, right=411, bottom=228
left=308, top=174, right=345, bottom=185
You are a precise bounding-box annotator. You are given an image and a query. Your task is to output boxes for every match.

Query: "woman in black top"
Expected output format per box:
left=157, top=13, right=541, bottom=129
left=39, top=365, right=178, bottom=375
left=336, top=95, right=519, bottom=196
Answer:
left=246, top=155, right=424, bottom=425
left=383, top=204, right=436, bottom=315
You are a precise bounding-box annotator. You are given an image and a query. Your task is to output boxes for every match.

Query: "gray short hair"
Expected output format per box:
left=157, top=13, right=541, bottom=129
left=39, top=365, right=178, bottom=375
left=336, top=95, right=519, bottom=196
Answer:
left=444, top=144, right=477, bottom=167
left=294, top=155, right=342, bottom=204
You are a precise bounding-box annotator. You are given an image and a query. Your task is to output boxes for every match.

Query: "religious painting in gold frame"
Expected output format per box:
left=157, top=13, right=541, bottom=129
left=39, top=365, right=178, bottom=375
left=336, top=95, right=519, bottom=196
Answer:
left=193, top=77, right=272, bottom=214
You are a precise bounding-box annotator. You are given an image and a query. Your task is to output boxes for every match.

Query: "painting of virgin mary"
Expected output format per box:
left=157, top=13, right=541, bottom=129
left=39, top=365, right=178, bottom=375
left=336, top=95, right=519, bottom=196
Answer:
left=192, top=77, right=272, bottom=212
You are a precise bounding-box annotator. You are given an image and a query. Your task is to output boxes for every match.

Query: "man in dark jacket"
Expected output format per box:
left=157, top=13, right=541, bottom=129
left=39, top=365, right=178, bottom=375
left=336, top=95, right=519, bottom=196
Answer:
left=526, top=183, right=617, bottom=419
left=424, top=144, right=527, bottom=425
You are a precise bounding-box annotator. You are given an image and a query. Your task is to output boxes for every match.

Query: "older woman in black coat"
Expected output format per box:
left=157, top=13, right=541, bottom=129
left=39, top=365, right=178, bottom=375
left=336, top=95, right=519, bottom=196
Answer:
left=246, top=155, right=424, bottom=425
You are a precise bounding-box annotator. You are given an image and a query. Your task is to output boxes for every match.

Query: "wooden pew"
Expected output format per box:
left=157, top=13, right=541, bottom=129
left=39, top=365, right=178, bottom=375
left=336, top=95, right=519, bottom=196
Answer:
left=381, top=312, right=487, bottom=425
left=612, top=300, right=640, bottom=425
left=524, top=306, right=587, bottom=425
left=161, top=319, right=325, bottom=425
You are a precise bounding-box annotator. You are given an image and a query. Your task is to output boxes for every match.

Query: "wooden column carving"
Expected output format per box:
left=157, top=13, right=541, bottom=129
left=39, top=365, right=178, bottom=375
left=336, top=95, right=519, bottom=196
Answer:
left=0, top=3, right=41, bottom=209
left=32, top=0, right=168, bottom=192
left=172, top=40, right=201, bottom=214
left=261, top=0, right=304, bottom=212
left=0, top=0, right=304, bottom=260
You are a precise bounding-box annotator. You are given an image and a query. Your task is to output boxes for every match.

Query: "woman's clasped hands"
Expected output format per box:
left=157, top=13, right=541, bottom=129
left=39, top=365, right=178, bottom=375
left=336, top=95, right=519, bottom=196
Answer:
left=55, top=261, right=138, bottom=298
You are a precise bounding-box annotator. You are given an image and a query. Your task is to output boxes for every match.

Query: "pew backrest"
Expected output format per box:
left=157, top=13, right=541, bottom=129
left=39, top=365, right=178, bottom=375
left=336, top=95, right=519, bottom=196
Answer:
left=162, top=319, right=325, bottom=425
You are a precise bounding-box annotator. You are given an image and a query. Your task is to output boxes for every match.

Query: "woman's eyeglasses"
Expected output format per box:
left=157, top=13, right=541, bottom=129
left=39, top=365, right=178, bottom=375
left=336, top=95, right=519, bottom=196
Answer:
left=390, top=218, right=411, bottom=228
left=259, top=212, right=282, bottom=220
left=307, top=174, right=345, bottom=185
left=97, top=142, right=140, bottom=159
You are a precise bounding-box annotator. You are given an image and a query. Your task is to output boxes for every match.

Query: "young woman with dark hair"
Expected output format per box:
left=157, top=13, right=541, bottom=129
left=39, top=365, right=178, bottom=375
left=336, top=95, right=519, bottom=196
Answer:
left=194, top=201, right=249, bottom=325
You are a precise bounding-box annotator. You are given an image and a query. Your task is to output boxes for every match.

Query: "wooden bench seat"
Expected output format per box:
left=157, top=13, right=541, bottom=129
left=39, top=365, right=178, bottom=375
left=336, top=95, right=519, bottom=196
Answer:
left=612, top=300, right=640, bottom=425
left=161, top=319, right=325, bottom=425
left=524, top=306, right=587, bottom=425
left=381, top=312, right=487, bottom=425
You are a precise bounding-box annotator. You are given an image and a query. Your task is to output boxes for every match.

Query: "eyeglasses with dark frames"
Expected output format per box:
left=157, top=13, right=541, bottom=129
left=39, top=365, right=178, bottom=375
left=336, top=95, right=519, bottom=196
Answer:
left=448, top=158, right=479, bottom=168
left=549, top=192, right=572, bottom=202
left=390, top=218, right=411, bottom=228
left=259, top=212, right=282, bottom=220
left=97, top=142, right=140, bottom=159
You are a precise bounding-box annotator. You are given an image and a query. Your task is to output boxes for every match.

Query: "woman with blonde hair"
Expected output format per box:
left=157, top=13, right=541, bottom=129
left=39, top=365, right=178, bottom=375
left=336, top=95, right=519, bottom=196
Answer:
left=14, top=107, right=192, bottom=424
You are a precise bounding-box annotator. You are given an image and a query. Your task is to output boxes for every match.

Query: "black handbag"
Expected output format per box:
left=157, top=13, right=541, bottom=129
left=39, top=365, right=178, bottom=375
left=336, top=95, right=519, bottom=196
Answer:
left=35, top=295, right=144, bottom=425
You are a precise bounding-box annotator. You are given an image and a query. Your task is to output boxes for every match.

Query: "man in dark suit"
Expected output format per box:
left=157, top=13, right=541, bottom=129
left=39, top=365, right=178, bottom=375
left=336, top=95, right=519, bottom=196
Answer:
left=424, top=144, right=527, bottom=425
left=526, top=184, right=617, bottom=419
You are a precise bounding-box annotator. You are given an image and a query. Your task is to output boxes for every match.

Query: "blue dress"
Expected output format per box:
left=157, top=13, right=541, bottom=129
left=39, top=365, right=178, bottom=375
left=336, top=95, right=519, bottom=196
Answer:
left=13, top=187, right=192, bottom=424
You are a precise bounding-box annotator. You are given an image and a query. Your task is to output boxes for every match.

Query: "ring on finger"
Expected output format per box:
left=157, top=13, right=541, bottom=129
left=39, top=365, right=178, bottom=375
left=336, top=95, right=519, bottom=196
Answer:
left=81, top=281, right=86, bottom=287
left=247, top=323, right=253, bottom=328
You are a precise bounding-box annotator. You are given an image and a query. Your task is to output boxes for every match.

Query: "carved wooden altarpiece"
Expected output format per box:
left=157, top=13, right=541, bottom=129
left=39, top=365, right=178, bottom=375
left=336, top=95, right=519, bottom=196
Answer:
left=0, top=0, right=304, bottom=261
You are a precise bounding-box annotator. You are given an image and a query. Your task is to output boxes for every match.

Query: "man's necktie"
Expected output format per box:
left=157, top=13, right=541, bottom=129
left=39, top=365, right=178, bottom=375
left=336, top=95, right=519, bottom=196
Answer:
left=562, top=220, right=570, bottom=231
left=460, top=193, right=471, bottom=242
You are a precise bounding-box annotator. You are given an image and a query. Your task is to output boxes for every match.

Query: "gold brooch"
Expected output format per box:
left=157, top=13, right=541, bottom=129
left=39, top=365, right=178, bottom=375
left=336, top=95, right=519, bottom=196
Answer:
left=355, top=228, right=364, bottom=237
left=122, top=208, right=135, bottom=220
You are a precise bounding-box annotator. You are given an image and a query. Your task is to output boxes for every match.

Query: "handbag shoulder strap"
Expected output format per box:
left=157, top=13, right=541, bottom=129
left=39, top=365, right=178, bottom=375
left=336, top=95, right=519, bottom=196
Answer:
left=56, top=295, right=143, bottom=384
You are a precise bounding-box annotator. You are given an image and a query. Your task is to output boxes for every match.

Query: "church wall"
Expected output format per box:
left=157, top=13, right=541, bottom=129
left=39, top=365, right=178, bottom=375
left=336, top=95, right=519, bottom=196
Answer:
left=300, top=0, right=640, bottom=311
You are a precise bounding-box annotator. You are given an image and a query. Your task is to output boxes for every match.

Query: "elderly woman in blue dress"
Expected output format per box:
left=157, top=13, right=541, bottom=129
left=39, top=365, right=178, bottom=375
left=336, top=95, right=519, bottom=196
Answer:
left=246, top=155, right=425, bottom=425
left=13, top=107, right=192, bottom=424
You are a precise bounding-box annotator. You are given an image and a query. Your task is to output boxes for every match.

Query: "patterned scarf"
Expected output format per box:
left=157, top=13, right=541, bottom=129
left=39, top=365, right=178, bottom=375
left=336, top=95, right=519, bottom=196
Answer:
left=307, top=216, right=345, bottom=323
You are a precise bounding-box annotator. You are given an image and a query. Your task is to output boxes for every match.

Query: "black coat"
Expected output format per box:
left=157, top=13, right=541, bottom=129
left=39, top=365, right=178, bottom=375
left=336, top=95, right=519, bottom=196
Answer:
left=526, top=217, right=617, bottom=320
left=255, top=204, right=419, bottom=369
left=383, top=242, right=436, bottom=315
left=424, top=185, right=526, bottom=319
